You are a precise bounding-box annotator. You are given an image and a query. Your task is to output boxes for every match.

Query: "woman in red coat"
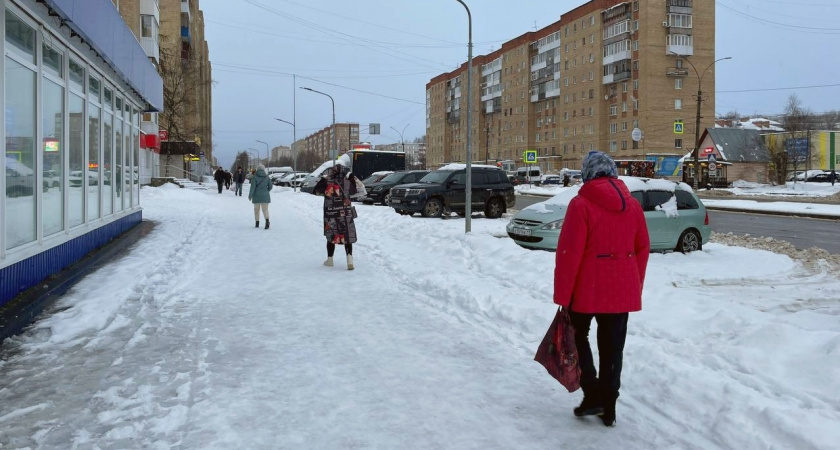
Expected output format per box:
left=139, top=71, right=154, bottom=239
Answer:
left=553, top=151, right=650, bottom=427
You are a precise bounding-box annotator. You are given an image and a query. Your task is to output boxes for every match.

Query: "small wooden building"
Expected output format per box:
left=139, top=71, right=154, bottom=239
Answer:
left=683, top=128, right=772, bottom=187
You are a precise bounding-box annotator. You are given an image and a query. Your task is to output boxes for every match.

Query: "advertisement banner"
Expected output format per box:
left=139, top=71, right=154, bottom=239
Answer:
left=645, top=155, right=683, bottom=177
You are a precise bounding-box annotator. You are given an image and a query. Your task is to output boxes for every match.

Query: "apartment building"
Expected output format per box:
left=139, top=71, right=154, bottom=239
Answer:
left=156, top=0, right=212, bottom=173
left=426, top=0, right=715, bottom=176
left=304, top=123, right=360, bottom=161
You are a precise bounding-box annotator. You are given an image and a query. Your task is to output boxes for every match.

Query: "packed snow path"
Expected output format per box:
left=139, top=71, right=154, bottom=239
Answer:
left=1, top=184, right=838, bottom=449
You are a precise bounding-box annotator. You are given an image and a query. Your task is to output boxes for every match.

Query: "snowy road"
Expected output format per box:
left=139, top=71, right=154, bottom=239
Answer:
left=1, top=184, right=838, bottom=449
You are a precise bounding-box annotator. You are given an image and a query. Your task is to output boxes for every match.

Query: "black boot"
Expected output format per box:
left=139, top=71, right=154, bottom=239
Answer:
left=255, top=221, right=259, bottom=228
left=265, top=219, right=270, bottom=230
left=573, top=395, right=603, bottom=417
left=600, top=391, right=618, bottom=427
left=574, top=378, right=603, bottom=417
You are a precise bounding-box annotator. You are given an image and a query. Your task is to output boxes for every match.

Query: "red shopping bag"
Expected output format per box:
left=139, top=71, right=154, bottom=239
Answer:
left=534, top=306, right=581, bottom=392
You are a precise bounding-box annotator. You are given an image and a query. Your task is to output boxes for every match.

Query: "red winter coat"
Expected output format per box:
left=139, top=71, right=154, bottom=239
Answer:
left=553, top=177, right=650, bottom=314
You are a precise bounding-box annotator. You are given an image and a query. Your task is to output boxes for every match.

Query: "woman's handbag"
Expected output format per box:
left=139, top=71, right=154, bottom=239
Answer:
left=534, top=306, right=581, bottom=392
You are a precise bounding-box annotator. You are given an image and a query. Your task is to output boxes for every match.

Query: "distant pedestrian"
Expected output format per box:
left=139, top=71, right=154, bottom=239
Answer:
left=213, top=166, right=225, bottom=194
left=831, top=169, right=837, bottom=186
left=224, top=171, right=232, bottom=190
left=234, top=166, right=246, bottom=196
left=562, top=173, right=571, bottom=187
left=553, top=151, right=650, bottom=427
left=313, top=164, right=357, bottom=270
left=248, top=164, right=272, bottom=229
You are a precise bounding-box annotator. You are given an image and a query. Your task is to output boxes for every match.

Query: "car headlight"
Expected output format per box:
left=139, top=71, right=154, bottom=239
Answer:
left=371, top=186, right=383, bottom=192
left=406, top=188, right=425, bottom=196
left=540, top=219, right=564, bottom=230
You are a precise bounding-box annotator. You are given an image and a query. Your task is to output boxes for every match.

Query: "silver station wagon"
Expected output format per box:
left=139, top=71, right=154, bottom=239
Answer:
left=507, top=176, right=711, bottom=252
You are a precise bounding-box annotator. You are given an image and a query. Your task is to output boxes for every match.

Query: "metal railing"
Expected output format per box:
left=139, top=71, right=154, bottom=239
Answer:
left=161, top=165, right=203, bottom=182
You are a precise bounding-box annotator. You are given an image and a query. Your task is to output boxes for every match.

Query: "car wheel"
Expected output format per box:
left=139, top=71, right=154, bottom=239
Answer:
left=484, top=197, right=504, bottom=219
left=383, top=191, right=391, bottom=205
left=676, top=229, right=702, bottom=253
left=422, top=198, right=442, bottom=218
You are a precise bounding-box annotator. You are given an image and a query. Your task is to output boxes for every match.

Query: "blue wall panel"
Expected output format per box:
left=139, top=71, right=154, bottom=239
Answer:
left=41, top=0, right=164, bottom=111
left=0, top=212, right=142, bottom=308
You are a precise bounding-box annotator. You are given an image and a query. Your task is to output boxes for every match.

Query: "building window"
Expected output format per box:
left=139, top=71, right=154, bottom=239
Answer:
left=675, top=78, right=682, bottom=89
left=675, top=139, right=683, bottom=148
left=141, top=15, right=157, bottom=39
left=622, top=102, right=628, bottom=112
left=610, top=123, right=618, bottom=134
left=622, top=82, right=628, bottom=93
left=675, top=99, right=682, bottom=110
left=610, top=141, right=618, bottom=152
left=610, top=105, right=618, bottom=116
left=622, top=140, right=627, bottom=150
left=633, top=80, right=639, bottom=90
left=633, top=40, right=639, bottom=51
left=633, top=140, right=639, bottom=149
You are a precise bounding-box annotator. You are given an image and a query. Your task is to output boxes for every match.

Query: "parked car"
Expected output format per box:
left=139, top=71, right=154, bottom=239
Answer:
left=69, top=170, right=99, bottom=187
left=6, top=157, right=35, bottom=197
left=362, top=171, right=393, bottom=188
left=507, top=177, right=710, bottom=253
left=274, top=171, right=306, bottom=186
left=538, top=174, right=562, bottom=185
left=805, top=173, right=832, bottom=183
left=43, top=170, right=60, bottom=189
left=365, top=170, right=429, bottom=205
left=388, top=165, right=515, bottom=218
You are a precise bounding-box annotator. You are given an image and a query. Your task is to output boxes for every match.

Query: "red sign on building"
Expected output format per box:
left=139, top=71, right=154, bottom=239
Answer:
left=159, top=129, right=169, bottom=141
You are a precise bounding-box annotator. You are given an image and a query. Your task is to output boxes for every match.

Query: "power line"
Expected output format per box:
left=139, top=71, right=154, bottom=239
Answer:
left=241, top=0, right=457, bottom=72
left=716, top=82, right=840, bottom=93
left=717, top=1, right=840, bottom=33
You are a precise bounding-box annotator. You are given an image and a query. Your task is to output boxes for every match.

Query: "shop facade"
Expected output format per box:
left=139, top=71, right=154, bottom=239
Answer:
left=1, top=0, right=163, bottom=307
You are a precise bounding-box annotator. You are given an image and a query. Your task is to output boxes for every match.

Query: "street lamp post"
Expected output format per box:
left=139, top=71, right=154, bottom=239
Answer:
left=454, top=0, right=473, bottom=233
left=671, top=52, right=732, bottom=189
left=390, top=123, right=409, bottom=167
left=275, top=118, right=297, bottom=191
left=256, top=140, right=270, bottom=166
left=301, top=87, right=336, bottom=166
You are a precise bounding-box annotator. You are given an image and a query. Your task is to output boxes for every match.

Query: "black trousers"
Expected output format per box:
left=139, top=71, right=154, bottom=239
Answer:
left=569, top=311, right=629, bottom=399
left=327, top=242, right=352, bottom=257
left=216, top=181, right=223, bottom=193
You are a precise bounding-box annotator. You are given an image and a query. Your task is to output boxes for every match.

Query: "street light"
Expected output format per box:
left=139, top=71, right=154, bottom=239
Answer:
left=255, top=140, right=270, bottom=165
left=390, top=123, right=409, bottom=167
left=300, top=87, right=336, bottom=166
left=248, top=147, right=261, bottom=167
left=454, top=0, right=473, bottom=233
left=671, top=51, right=731, bottom=189
left=275, top=118, right=297, bottom=191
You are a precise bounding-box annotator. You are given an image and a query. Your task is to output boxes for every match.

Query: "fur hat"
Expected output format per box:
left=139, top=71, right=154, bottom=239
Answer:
left=256, top=164, right=266, bottom=172
left=581, top=151, right=617, bottom=183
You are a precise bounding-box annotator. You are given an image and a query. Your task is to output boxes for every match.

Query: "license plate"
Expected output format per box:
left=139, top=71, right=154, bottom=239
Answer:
left=391, top=199, right=401, bottom=204
left=512, top=226, right=531, bottom=236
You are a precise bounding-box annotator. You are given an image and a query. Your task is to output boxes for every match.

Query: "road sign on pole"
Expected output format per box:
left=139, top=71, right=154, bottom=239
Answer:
left=674, top=121, right=684, bottom=134
left=523, top=150, right=537, bottom=164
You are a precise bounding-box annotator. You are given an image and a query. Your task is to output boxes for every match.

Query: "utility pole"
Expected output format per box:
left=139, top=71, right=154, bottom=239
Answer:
left=671, top=52, right=731, bottom=189
left=454, top=0, right=473, bottom=233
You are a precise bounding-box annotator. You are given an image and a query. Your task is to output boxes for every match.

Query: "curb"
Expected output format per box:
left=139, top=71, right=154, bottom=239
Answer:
left=0, top=220, right=157, bottom=345
left=703, top=206, right=840, bottom=220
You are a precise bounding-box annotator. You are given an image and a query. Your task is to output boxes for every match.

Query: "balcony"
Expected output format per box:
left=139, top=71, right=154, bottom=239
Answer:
left=181, top=0, right=191, bottom=19
left=666, top=67, right=689, bottom=76
left=181, top=26, right=191, bottom=43
left=602, top=70, right=631, bottom=85
left=666, top=44, right=693, bottom=56
left=603, top=49, right=632, bottom=66
left=140, top=37, right=159, bottom=61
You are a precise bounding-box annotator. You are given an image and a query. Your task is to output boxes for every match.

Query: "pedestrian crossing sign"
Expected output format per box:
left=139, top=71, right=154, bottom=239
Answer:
left=523, top=150, right=537, bottom=164
left=674, top=121, right=684, bottom=134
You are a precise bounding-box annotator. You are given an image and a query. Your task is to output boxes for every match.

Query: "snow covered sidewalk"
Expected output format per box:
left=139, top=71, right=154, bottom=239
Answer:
left=1, top=184, right=838, bottom=449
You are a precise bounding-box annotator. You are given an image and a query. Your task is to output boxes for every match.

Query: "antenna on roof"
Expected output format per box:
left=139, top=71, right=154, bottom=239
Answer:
left=533, top=21, right=538, bottom=31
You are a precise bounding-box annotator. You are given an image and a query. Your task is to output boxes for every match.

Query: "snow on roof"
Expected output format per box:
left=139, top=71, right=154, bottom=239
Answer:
left=541, top=176, right=688, bottom=207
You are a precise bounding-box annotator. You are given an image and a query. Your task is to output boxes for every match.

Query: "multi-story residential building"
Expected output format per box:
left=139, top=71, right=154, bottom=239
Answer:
left=114, top=0, right=163, bottom=183
left=156, top=0, right=212, bottom=176
left=304, top=123, right=360, bottom=161
left=426, top=0, right=715, bottom=178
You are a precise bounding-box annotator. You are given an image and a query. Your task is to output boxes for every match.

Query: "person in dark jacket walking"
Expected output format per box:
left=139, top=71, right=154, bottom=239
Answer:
left=248, top=164, right=272, bottom=229
left=213, top=167, right=225, bottom=194
left=224, top=171, right=232, bottom=190
left=553, top=151, right=650, bottom=427
left=234, top=166, right=246, bottom=196
left=313, top=164, right=357, bottom=270
left=831, top=169, right=837, bottom=186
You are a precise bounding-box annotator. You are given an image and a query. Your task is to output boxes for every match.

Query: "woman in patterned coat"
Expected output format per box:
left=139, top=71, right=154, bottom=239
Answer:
left=313, top=164, right=357, bottom=270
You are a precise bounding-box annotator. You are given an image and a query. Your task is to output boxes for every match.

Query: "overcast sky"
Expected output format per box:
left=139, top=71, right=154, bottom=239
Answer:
left=203, top=0, right=840, bottom=167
